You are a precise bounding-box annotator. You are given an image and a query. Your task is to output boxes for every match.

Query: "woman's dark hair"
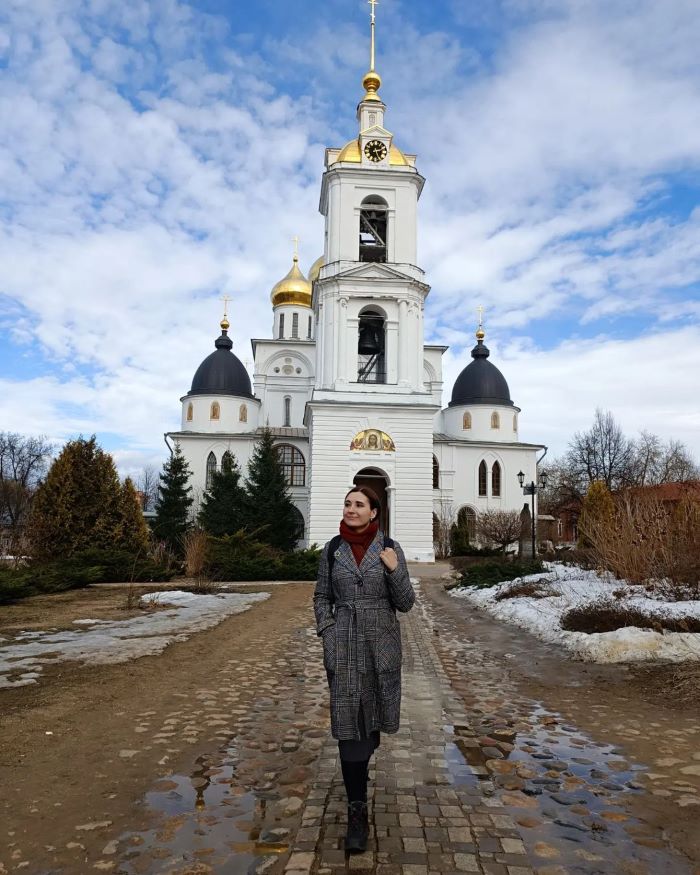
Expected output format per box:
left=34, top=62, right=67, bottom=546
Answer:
left=344, top=485, right=381, bottom=512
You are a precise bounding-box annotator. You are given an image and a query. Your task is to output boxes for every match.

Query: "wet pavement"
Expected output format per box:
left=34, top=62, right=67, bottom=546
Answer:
left=102, top=567, right=698, bottom=875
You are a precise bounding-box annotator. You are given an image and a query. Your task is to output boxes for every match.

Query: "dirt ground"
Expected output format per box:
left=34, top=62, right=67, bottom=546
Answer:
left=1, top=576, right=699, bottom=873
left=0, top=582, right=318, bottom=874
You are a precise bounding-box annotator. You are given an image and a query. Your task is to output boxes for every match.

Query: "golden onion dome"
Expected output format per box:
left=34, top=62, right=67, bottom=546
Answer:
left=335, top=138, right=408, bottom=166
left=362, top=69, right=382, bottom=102
left=308, top=255, right=325, bottom=284
left=270, top=255, right=312, bottom=308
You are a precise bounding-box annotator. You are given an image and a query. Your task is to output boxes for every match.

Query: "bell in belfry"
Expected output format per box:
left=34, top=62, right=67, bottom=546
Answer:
left=358, top=322, right=382, bottom=354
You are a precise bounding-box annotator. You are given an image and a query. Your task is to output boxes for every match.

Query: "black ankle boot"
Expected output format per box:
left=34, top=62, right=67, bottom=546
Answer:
left=345, top=801, right=369, bottom=853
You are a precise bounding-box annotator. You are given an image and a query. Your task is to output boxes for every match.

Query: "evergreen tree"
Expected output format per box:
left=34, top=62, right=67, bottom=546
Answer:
left=118, top=477, right=151, bottom=554
left=153, top=443, right=193, bottom=553
left=199, top=452, right=247, bottom=536
left=28, top=436, right=123, bottom=561
left=244, top=429, right=299, bottom=551
left=578, top=480, right=615, bottom=549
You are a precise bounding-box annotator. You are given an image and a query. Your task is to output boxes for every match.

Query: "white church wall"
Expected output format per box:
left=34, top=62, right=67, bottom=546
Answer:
left=442, top=404, right=521, bottom=442
left=322, top=168, right=421, bottom=265
left=432, top=441, right=540, bottom=522
left=180, top=395, right=260, bottom=433
left=306, top=404, right=437, bottom=561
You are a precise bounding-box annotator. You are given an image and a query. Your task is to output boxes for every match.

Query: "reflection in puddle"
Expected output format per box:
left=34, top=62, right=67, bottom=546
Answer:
left=117, top=745, right=289, bottom=875
left=443, top=707, right=693, bottom=874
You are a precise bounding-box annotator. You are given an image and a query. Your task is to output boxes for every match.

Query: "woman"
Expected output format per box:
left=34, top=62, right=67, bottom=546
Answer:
left=313, top=486, right=415, bottom=853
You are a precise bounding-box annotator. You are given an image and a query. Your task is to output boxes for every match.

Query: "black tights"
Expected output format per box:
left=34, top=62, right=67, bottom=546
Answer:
left=341, top=757, right=369, bottom=803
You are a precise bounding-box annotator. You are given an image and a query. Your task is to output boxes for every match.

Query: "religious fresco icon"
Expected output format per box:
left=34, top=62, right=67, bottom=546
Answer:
left=350, top=429, right=396, bottom=451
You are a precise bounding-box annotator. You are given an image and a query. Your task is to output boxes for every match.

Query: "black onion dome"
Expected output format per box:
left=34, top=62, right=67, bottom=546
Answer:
left=449, top=337, right=513, bottom=407
left=188, top=328, right=253, bottom=398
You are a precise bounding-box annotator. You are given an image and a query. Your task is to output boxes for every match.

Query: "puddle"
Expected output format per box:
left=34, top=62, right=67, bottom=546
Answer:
left=442, top=702, right=693, bottom=873
left=117, top=745, right=290, bottom=874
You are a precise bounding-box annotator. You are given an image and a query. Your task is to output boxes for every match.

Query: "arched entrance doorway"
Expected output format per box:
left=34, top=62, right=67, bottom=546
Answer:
left=352, top=468, right=390, bottom=535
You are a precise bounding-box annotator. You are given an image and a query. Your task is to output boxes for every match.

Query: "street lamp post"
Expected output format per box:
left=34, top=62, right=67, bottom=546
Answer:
left=518, top=469, right=548, bottom=559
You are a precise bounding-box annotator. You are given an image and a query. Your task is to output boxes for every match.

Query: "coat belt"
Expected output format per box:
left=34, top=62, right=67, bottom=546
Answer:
left=334, top=598, right=392, bottom=692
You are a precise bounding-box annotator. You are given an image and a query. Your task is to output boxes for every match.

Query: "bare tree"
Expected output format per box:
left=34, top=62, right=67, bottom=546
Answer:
left=651, top=439, right=698, bottom=484
left=135, top=464, right=159, bottom=511
left=476, top=509, right=522, bottom=553
left=0, top=432, right=54, bottom=555
left=565, top=409, right=636, bottom=493
left=433, top=498, right=454, bottom=560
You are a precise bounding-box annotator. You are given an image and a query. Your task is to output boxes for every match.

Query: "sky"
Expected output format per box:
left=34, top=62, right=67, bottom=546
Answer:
left=1, top=0, right=699, bottom=477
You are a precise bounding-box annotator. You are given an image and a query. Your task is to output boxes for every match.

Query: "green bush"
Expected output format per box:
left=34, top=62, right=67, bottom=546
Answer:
left=456, top=558, right=546, bottom=590
left=0, top=549, right=175, bottom=605
left=203, top=531, right=320, bottom=581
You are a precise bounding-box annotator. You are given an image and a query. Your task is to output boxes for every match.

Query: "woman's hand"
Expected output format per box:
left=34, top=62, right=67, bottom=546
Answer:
left=379, top=547, right=398, bottom=572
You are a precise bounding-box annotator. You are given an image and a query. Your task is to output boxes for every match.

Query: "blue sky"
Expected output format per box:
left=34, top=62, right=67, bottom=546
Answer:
left=1, top=0, right=699, bottom=474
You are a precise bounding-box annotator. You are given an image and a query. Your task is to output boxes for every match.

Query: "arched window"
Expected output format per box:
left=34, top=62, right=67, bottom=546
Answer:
left=291, top=507, right=305, bottom=544
left=491, top=411, right=500, bottom=429
left=513, top=414, right=517, bottom=432
left=463, top=411, right=472, bottom=430
left=307, top=315, right=312, bottom=339
left=206, top=452, right=217, bottom=490
left=458, top=507, right=477, bottom=542
left=279, top=313, right=285, bottom=339
left=478, top=460, right=488, bottom=496
left=239, top=404, right=247, bottom=423
left=357, top=309, right=386, bottom=383
left=186, top=402, right=193, bottom=422
left=277, top=444, right=306, bottom=486
left=432, top=455, right=440, bottom=489
left=292, top=312, right=299, bottom=338
left=210, top=401, right=220, bottom=421
left=221, top=450, right=233, bottom=471
left=359, top=195, right=388, bottom=263
left=284, top=396, right=291, bottom=427
left=492, top=461, right=501, bottom=497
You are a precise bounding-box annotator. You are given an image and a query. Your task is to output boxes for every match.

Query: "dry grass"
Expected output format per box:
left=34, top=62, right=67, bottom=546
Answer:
left=580, top=492, right=700, bottom=591
left=495, top=579, right=554, bottom=601
left=561, top=597, right=700, bottom=634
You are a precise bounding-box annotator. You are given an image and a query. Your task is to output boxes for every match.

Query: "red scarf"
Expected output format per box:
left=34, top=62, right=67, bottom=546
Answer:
left=339, top=519, right=379, bottom=567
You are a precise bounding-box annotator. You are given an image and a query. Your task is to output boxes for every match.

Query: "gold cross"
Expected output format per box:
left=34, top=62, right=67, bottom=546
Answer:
left=292, top=235, right=299, bottom=258
left=369, top=0, right=379, bottom=24
left=221, top=295, right=232, bottom=317
left=477, top=305, right=484, bottom=328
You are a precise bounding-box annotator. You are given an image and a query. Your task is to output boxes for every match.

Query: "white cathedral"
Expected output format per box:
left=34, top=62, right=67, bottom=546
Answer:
left=167, top=18, right=544, bottom=562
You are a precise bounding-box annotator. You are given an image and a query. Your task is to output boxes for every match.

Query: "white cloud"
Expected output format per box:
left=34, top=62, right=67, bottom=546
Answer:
left=0, top=0, right=698, bottom=474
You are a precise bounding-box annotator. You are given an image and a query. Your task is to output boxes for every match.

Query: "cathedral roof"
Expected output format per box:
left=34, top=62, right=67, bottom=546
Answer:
left=335, top=138, right=408, bottom=166
left=270, top=255, right=312, bottom=308
left=308, top=255, right=324, bottom=283
left=188, top=320, right=253, bottom=399
left=449, top=330, right=514, bottom=408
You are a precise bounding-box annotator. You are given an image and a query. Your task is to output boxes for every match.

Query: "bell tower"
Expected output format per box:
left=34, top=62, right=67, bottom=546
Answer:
left=305, top=2, right=439, bottom=561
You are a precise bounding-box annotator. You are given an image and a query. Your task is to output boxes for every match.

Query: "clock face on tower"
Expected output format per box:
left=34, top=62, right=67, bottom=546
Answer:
left=364, top=139, right=388, bottom=163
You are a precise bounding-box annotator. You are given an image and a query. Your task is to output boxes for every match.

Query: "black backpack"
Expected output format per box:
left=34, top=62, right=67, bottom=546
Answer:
left=327, top=533, right=394, bottom=579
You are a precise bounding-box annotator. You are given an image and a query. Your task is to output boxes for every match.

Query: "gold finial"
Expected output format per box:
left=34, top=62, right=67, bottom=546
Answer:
left=476, top=306, right=485, bottom=340
left=292, top=235, right=299, bottom=262
left=220, top=294, right=232, bottom=331
left=362, top=0, right=382, bottom=101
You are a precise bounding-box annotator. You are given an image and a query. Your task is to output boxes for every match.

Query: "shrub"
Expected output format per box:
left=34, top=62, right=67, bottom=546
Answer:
left=0, top=549, right=175, bottom=605
left=581, top=491, right=700, bottom=588
left=561, top=598, right=700, bottom=634
left=203, top=530, right=321, bottom=581
left=456, top=558, right=546, bottom=590
left=494, top=579, right=554, bottom=601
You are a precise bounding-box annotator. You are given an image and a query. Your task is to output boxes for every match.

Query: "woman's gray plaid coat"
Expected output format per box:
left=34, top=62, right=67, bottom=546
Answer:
left=313, top=531, right=415, bottom=741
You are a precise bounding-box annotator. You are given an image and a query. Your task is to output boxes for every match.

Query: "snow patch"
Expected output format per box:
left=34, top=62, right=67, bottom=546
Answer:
left=451, top=564, right=700, bottom=663
left=0, top=590, right=269, bottom=689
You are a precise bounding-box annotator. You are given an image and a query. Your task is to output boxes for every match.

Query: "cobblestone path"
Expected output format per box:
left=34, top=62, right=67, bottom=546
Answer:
left=108, top=575, right=696, bottom=875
